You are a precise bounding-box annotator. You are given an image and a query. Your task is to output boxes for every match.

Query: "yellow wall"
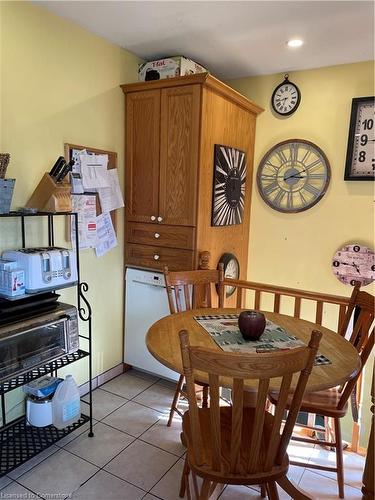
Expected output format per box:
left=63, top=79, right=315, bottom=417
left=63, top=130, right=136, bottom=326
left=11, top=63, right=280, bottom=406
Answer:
left=0, top=0, right=141, bottom=398
left=228, top=61, right=374, bottom=447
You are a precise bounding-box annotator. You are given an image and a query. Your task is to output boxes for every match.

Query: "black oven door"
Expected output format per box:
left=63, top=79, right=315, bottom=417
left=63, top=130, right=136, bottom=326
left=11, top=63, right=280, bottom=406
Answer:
left=0, top=318, right=67, bottom=382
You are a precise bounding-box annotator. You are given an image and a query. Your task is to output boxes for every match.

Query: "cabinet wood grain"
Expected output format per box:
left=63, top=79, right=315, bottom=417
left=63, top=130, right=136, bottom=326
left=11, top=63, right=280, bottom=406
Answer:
left=126, top=243, right=194, bottom=271
left=159, top=85, right=200, bottom=226
left=126, top=222, right=195, bottom=249
left=125, top=90, right=160, bottom=223
left=122, top=74, right=263, bottom=272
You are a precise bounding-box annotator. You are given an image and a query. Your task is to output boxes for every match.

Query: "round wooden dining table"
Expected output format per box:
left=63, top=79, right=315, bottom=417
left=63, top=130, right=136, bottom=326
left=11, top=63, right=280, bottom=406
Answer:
left=146, top=308, right=360, bottom=392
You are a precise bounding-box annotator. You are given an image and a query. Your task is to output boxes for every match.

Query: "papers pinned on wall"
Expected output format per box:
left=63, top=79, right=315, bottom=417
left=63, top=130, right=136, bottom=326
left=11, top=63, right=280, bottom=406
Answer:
left=71, top=194, right=98, bottom=249
left=80, top=154, right=110, bottom=190
left=96, top=169, right=124, bottom=213
left=95, top=212, right=117, bottom=257
left=67, top=144, right=122, bottom=258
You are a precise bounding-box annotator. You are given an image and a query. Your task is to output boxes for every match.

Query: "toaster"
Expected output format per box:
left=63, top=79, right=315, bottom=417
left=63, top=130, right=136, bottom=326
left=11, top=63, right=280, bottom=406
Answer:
left=2, top=247, right=78, bottom=293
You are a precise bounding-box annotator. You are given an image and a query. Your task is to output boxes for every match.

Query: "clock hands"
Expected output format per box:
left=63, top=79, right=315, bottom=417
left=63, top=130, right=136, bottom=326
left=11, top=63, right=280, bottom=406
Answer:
left=341, top=262, right=361, bottom=273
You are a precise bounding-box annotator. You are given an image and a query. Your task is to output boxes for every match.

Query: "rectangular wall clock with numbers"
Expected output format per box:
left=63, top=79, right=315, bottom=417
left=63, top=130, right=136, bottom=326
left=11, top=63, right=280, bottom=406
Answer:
left=344, top=96, right=375, bottom=180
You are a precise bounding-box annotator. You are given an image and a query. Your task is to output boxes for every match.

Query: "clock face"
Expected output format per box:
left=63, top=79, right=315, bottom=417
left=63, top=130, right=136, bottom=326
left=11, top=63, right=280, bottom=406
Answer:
left=344, top=97, right=375, bottom=180
left=332, top=244, right=375, bottom=286
left=272, top=77, right=301, bottom=116
left=218, top=253, right=240, bottom=297
left=212, top=145, right=246, bottom=226
left=257, top=139, right=331, bottom=213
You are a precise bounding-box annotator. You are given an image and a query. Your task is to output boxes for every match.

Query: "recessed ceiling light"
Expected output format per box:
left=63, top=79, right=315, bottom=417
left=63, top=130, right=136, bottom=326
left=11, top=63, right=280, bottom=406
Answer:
left=287, top=39, right=304, bottom=48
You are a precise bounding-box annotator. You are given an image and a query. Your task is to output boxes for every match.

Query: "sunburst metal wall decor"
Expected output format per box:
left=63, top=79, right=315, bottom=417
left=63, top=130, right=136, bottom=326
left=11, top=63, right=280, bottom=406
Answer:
left=211, top=144, right=246, bottom=226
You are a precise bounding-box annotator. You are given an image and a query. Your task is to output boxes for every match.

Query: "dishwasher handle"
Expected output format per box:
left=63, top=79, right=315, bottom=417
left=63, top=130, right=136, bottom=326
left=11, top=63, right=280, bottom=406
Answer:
left=131, top=279, right=166, bottom=289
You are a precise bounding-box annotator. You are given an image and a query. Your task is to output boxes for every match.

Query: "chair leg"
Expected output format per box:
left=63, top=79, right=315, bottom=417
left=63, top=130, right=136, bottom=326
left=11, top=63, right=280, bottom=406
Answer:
left=277, top=475, right=313, bottom=500
left=260, top=484, right=267, bottom=498
left=168, top=374, right=184, bottom=427
left=334, top=417, right=345, bottom=499
left=179, top=456, right=190, bottom=498
left=266, top=482, right=280, bottom=500
left=200, top=479, right=211, bottom=499
left=202, top=385, right=209, bottom=408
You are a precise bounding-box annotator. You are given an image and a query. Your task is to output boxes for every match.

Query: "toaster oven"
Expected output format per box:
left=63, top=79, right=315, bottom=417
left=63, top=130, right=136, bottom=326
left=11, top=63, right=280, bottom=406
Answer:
left=0, top=303, right=79, bottom=382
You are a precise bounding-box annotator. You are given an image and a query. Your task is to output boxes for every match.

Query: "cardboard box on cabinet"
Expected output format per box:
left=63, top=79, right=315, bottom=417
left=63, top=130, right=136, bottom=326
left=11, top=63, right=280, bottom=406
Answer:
left=138, top=56, right=207, bottom=81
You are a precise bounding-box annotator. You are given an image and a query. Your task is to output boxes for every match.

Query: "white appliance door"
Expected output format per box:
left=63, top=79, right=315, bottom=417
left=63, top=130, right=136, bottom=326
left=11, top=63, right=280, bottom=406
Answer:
left=124, top=267, right=179, bottom=381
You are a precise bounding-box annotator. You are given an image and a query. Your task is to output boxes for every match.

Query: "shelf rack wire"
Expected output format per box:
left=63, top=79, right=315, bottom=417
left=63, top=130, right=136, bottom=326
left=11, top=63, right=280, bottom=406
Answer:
left=0, top=211, right=94, bottom=477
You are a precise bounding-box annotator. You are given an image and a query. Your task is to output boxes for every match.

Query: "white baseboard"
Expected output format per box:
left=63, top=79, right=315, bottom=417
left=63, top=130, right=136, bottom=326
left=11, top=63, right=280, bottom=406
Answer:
left=79, top=363, right=124, bottom=396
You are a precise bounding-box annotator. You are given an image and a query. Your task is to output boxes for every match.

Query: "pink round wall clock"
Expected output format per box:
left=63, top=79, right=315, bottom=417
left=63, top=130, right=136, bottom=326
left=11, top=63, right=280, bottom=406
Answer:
left=332, top=243, right=375, bottom=286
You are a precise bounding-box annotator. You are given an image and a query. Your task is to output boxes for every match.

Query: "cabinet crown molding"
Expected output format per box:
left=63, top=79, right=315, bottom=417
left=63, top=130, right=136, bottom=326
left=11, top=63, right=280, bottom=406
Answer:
left=121, top=72, right=264, bottom=115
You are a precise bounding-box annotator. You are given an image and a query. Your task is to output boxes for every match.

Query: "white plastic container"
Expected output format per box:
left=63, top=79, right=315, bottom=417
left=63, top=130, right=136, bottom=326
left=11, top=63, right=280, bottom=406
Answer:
left=52, top=375, right=80, bottom=429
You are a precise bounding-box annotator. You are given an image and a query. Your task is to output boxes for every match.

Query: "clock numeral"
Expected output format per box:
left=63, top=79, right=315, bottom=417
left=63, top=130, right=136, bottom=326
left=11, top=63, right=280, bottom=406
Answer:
left=358, top=151, right=366, bottom=162
left=363, top=118, right=374, bottom=130
left=263, top=181, right=279, bottom=195
left=273, top=190, right=286, bottom=207
left=265, top=160, right=279, bottom=171
left=305, top=159, right=322, bottom=172
left=333, top=261, right=340, bottom=267
left=360, top=134, right=368, bottom=146
left=301, top=148, right=312, bottom=165
left=289, top=143, right=298, bottom=164
left=286, top=191, right=293, bottom=209
left=299, top=190, right=308, bottom=205
left=276, top=149, right=288, bottom=164
left=303, top=184, right=320, bottom=197
left=307, top=173, right=325, bottom=180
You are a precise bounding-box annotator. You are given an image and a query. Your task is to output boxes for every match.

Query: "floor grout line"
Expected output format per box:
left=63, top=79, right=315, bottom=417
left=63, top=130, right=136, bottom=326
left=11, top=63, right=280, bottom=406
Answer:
left=2, top=371, right=366, bottom=500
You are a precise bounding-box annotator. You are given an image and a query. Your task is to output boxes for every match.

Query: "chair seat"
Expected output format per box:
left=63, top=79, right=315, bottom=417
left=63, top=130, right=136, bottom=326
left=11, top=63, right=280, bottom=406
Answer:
left=182, top=406, right=289, bottom=485
left=268, top=387, right=348, bottom=418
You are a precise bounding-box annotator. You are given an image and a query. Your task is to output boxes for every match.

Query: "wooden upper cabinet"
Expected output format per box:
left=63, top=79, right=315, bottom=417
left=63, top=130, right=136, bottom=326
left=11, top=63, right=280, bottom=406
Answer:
left=159, top=85, right=200, bottom=226
left=125, top=90, right=160, bottom=223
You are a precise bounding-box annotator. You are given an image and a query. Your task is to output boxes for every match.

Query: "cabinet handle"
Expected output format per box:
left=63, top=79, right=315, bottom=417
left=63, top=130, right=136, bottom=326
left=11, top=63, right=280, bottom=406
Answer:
left=150, top=215, right=156, bottom=221
left=154, top=233, right=160, bottom=239
left=157, top=216, right=163, bottom=223
left=153, top=254, right=160, bottom=261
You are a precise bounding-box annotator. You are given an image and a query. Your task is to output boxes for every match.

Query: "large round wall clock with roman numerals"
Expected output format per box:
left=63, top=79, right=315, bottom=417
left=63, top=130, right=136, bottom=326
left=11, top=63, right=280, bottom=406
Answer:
left=257, top=139, right=331, bottom=213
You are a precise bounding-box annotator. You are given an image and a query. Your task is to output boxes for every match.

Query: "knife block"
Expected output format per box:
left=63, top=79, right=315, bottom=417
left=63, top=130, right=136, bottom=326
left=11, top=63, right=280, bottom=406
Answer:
left=26, top=173, right=72, bottom=212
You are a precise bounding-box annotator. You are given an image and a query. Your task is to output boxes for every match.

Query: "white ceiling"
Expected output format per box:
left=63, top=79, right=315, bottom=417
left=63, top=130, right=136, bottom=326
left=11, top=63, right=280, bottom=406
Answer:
left=35, top=1, right=374, bottom=79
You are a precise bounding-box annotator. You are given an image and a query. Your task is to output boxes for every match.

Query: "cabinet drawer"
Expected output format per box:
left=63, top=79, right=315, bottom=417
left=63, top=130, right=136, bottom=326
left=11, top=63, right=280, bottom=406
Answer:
left=126, top=222, right=195, bottom=250
left=125, top=243, right=194, bottom=271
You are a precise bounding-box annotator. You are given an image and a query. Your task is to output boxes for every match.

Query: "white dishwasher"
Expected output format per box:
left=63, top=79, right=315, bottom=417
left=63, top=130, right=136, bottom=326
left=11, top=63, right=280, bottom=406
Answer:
left=124, top=267, right=179, bottom=381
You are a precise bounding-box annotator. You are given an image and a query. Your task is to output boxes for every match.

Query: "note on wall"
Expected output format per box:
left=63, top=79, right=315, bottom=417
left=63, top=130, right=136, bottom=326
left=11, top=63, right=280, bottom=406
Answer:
left=96, top=168, right=124, bottom=213
left=95, top=212, right=117, bottom=257
left=71, top=194, right=98, bottom=249
left=80, top=154, right=110, bottom=189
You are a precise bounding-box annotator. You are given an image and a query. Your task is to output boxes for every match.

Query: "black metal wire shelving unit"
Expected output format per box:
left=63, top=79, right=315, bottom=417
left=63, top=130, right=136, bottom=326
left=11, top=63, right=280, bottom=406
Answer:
left=0, top=211, right=94, bottom=477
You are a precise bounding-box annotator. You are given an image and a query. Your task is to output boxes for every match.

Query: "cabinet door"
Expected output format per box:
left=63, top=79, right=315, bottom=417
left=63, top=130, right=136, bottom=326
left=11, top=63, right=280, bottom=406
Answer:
left=159, top=85, right=200, bottom=226
left=126, top=90, right=160, bottom=223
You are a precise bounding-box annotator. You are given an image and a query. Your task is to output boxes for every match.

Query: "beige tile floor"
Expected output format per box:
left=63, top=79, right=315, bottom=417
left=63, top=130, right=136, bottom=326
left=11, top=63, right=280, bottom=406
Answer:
left=0, top=369, right=365, bottom=499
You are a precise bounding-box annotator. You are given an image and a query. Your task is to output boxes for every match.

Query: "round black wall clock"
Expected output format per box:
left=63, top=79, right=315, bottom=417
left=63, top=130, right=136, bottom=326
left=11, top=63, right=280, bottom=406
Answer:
left=211, top=144, right=247, bottom=226
left=218, top=253, right=240, bottom=297
left=271, top=74, right=301, bottom=116
left=257, top=139, right=331, bottom=213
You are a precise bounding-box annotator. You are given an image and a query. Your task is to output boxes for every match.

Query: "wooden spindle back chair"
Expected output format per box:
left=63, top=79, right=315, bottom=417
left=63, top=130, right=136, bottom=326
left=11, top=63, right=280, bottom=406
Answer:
left=165, top=266, right=224, bottom=313
left=179, top=328, right=322, bottom=500
left=226, top=279, right=360, bottom=333
left=269, top=289, right=375, bottom=498
left=163, top=265, right=224, bottom=426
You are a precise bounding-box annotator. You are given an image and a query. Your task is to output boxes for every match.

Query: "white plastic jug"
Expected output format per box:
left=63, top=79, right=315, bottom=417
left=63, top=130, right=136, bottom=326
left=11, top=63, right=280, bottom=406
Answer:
left=52, top=375, right=81, bottom=429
